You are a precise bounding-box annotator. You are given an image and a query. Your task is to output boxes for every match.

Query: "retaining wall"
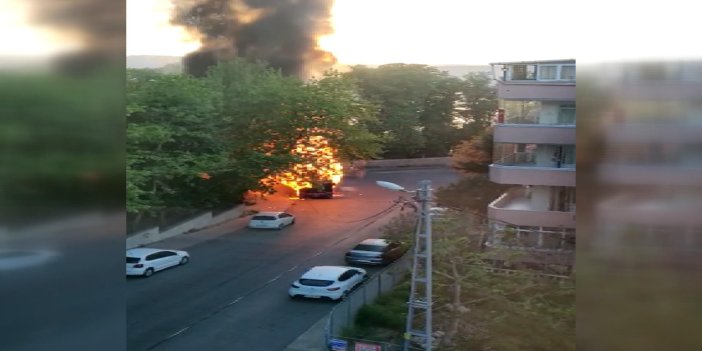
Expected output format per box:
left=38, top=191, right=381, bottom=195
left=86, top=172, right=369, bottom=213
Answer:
left=126, top=205, right=245, bottom=249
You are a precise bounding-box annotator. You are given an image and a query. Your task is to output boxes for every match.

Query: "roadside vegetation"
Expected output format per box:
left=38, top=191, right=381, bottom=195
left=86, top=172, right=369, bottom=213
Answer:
left=342, top=209, right=575, bottom=351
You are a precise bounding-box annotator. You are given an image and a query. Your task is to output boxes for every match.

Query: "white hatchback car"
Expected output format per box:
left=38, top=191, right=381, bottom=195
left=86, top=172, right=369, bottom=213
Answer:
left=248, top=211, right=295, bottom=229
left=126, top=248, right=190, bottom=277
left=289, top=266, right=367, bottom=301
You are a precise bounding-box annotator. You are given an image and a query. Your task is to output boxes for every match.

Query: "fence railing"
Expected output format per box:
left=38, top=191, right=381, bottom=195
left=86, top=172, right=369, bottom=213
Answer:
left=324, top=254, right=412, bottom=350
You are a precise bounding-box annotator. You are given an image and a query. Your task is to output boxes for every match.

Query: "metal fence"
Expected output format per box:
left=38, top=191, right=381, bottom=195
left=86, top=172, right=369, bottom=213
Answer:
left=324, top=254, right=412, bottom=351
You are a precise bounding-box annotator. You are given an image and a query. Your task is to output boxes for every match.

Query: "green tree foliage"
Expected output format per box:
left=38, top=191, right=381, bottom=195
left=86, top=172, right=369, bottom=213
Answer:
left=127, top=69, right=230, bottom=216
left=347, top=64, right=463, bottom=158
left=455, top=72, right=498, bottom=140
left=451, top=126, right=494, bottom=173
left=127, top=59, right=381, bottom=227
left=431, top=222, right=574, bottom=350
left=1, top=69, right=124, bottom=225
left=434, top=173, right=509, bottom=214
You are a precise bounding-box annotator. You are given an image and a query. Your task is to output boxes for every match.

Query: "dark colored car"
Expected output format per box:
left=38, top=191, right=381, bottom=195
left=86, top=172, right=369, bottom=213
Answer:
left=299, top=181, right=334, bottom=199
left=345, top=239, right=407, bottom=266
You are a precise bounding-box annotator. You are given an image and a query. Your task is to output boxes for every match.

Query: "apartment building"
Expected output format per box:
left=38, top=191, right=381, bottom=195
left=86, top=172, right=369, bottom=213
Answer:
left=593, top=61, right=702, bottom=255
left=485, top=59, right=576, bottom=269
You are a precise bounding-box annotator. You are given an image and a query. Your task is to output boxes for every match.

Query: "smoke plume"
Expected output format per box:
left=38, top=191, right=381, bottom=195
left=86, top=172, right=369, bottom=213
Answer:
left=172, top=0, right=336, bottom=78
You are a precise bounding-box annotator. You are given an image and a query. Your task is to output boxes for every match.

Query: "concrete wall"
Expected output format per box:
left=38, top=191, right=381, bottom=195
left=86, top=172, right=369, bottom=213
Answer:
left=494, top=124, right=576, bottom=145
left=126, top=205, right=245, bottom=249
left=497, top=82, right=576, bottom=101
left=363, top=157, right=452, bottom=169
left=489, top=164, right=575, bottom=187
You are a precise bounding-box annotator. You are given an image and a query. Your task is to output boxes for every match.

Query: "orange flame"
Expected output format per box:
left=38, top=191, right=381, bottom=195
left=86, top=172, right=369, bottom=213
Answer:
left=268, top=135, right=343, bottom=197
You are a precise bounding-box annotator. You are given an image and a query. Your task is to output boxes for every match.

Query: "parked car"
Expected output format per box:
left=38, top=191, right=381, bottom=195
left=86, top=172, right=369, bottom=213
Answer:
left=126, top=248, right=190, bottom=277
left=248, top=211, right=295, bottom=229
left=345, top=238, right=407, bottom=266
left=289, top=266, right=367, bottom=301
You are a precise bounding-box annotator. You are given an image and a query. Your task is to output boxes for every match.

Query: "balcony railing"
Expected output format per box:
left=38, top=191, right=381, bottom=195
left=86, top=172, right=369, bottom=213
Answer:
left=502, top=115, right=576, bottom=125
left=489, top=163, right=576, bottom=186
left=495, top=152, right=536, bottom=166
left=488, top=187, right=576, bottom=228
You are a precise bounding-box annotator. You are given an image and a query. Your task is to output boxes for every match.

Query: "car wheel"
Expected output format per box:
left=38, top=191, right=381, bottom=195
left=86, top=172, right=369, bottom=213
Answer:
left=143, top=268, right=154, bottom=277
left=277, top=223, right=284, bottom=230
left=291, top=218, right=296, bottom=225
left=180, top=256, right=189, bottom=265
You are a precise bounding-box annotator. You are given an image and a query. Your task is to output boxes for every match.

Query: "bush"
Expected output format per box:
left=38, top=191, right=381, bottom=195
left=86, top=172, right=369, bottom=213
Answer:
left=355, top=304, right=405, bottom=330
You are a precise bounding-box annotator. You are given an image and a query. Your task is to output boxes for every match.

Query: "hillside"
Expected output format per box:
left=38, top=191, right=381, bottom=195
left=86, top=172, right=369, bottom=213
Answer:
left=127, top=55, right=182, bottom=69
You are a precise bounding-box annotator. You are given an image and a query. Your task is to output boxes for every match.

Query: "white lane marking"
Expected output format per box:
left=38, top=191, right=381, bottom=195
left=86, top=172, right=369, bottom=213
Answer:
left=287, top=265, right=299, bottom=272
left=166, top=327, right=190, bottom=339
left=266, top=274, right=282, bottom=284
left=312, top=251, right=323, bottom=258
left=225, top=296, right=245, bottom=306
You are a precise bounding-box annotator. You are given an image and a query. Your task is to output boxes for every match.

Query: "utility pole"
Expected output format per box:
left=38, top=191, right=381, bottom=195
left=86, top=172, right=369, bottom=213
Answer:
left=403, top=180, right=433, bottom=351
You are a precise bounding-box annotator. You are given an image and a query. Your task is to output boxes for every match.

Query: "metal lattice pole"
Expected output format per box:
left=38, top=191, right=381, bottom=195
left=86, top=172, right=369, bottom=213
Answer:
left=403, top=180, right=432, bottom=351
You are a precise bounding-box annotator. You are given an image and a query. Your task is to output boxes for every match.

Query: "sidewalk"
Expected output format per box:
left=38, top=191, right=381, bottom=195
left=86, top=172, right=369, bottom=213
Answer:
left=141, top=193, right=296, bottom=251
left=283, top=317, right=328, bottom=351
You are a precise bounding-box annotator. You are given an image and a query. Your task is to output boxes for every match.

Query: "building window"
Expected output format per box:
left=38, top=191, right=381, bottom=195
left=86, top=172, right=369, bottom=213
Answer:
left=560, top=65, right=576, bottom=80
left=558, top=104, right=576, bottom=124
left=502, top=100, right=541, bottom=123
left=511, top=64, right=537, bottom=80
left=539, top=65, right=558, bottom=80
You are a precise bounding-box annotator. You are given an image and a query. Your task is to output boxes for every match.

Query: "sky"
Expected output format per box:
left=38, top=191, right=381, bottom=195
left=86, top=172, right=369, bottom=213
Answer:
left=2, top=0, right=700, bottom=65
left=0, top=0, right=81, bottom=57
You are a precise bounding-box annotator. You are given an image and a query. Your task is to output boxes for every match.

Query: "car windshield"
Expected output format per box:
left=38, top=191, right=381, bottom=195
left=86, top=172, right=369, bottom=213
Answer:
left=299, top=279, right=334, bottom=287
left=252, top=216, right=276, bottom=220
left=126, top=257, right=140, bottom=263
left=352, top=244, right=386, bottom=252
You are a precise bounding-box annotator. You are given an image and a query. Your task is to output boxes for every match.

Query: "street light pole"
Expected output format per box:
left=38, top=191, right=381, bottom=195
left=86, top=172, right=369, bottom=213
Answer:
left=375, top=179, right=434, bottom=350
left=403, top=180, right=433, bottom=351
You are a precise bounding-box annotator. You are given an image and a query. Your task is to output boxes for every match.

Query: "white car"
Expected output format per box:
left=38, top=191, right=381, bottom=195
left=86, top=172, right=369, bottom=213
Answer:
left=248, top=211, right=295, bottom=229
left=126, top=248, right=190, bottom=277
left=289, top=266, right=367, bottom=301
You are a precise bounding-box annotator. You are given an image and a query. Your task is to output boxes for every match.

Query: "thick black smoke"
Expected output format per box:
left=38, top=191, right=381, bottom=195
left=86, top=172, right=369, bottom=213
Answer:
left=172, top=0, right=336, bottom=78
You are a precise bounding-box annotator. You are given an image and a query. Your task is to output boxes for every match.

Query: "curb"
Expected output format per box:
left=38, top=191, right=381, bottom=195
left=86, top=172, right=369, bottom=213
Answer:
left=283, top=316, right=329, bottom=351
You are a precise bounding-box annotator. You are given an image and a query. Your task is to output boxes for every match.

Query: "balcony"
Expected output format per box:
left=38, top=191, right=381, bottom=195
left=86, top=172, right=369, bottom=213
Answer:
left=490, top=153, right=575, bottom=186
left=496, top=82, right=576, bottom=101
left=494, top=124, right=575, bottom=144
left=488, top=187, right=575, bottom=228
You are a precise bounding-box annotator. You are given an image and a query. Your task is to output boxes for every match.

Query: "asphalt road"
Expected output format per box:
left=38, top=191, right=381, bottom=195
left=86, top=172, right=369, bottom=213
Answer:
left=127, top=167, right=461, bottom=351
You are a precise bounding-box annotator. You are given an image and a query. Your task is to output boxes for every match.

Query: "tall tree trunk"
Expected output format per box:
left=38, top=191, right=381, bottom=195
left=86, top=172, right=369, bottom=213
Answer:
left=442, top=261, right=463, bottom=347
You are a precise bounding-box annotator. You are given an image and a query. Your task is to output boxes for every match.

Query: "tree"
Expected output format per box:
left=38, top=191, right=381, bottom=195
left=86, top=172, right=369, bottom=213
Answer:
left=207, top=60, right=382, bottom=186
left=434, top=173, right=509, bottom=214
left=455, top=72, right=498, bottom=140
left=127, top=59, right=382, bottom=230
left=347, top=64, right=463, bottom=158
left=127, top=69, right=229, bottom=222
left=451, top=126, right=494, bottom=173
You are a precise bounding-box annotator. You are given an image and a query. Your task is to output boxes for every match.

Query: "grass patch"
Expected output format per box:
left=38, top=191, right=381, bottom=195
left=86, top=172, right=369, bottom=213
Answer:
left=342, top=281, right=410, bottom=345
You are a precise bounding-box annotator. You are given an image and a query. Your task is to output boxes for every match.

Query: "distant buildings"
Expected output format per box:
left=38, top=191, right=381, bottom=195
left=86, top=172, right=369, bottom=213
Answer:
left=485, top=59, right=576, bottom=271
